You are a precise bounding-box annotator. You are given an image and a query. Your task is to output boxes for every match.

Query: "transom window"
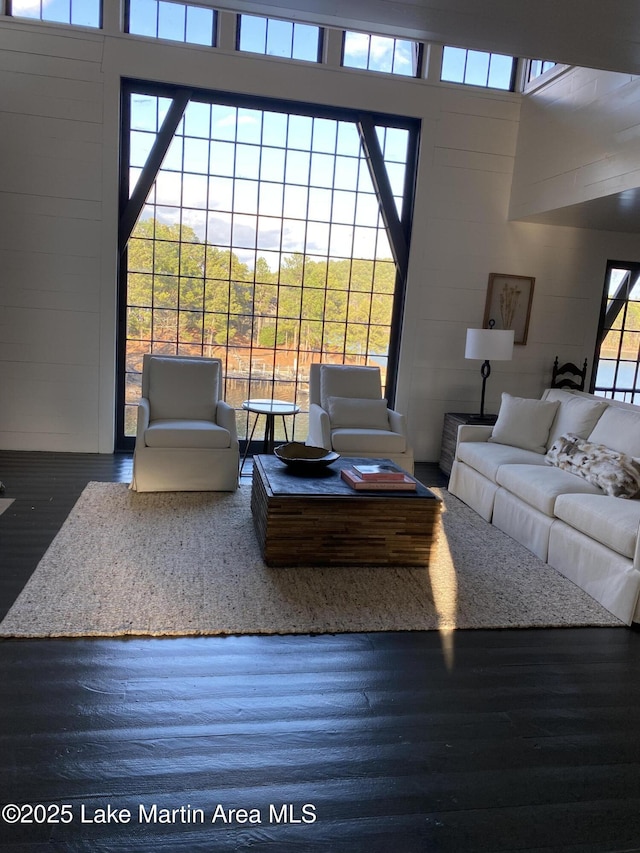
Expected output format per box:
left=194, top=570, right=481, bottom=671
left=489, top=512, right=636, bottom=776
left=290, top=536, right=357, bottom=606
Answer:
left=441, top=46, right=516, bottom=90
left=237, top=14, right=322, bottom=62
left=342, top=31, right=421, bottom=77
left=527, top=59, right=556, bottom=83
left=127, top=0, right=216, bottom=46
left=593, top=261, right=640, bottom=403
left=9, top=0, right=101, bottom=27
left=118, top=82, right=418, bottom=450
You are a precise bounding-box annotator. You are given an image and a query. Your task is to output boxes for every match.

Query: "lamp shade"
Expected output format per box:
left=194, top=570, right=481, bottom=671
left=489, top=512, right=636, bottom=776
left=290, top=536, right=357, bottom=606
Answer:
left=465, top=328, right=514, bottom=361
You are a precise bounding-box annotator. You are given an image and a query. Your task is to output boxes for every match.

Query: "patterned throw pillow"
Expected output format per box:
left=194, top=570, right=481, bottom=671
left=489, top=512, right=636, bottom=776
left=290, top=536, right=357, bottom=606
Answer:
left=546, top=433, right=640, bottom=498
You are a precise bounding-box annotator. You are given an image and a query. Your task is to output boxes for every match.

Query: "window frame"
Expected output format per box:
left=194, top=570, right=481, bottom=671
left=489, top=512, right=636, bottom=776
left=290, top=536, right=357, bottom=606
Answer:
left=125, top=0, right=217, bottom=46
left=7, top=0, right=103, bottom=28
left=116, top=78, right=420, bottom=451
left=440, top=45, right=517, bottom=91
left=592, top=259, right=640, bottom=403
left=236, top=13, right=324, bottom=63
left=340, top=30, right=424, bottom=78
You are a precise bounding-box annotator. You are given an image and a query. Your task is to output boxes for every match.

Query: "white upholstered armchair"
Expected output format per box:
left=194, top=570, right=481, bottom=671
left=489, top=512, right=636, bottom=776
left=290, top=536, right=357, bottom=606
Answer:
left=131, top=354, right=239, bottom=492
left=307, top=363, right=414, bottom=474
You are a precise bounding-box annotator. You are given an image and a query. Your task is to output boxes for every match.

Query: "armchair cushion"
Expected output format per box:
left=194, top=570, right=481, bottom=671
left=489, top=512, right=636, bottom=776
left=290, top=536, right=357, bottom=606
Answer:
left=331, top=428, right=407, bottom=454
left=326, top=396, right=390, bottom=430
left=148, top=356, right=219, bottom=421
left=145, top=420, right=231, bottom=449
left=319, top=364, right=382, bottom=410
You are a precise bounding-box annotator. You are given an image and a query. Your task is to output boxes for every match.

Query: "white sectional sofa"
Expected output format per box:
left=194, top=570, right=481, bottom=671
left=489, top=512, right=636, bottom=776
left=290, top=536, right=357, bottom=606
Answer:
left=449, top=389, right=640, bottom=625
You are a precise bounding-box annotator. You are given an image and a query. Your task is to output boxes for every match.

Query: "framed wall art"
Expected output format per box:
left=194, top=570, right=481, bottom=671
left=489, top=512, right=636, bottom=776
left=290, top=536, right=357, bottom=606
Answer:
left=483, top=273, right=535, bottom=345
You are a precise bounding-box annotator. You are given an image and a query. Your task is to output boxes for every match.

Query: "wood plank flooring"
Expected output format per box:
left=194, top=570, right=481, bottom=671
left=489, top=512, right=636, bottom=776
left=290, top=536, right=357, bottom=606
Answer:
left=1, top=452, right=640, bottom=852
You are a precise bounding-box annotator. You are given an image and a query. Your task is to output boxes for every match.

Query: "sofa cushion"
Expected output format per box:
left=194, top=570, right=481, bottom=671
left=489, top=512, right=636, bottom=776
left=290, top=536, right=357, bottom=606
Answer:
left=546, top=433, right=640, bottom=498
left=495, top=463, right=602, bottom=516
left=554, top=493, right=640, bottom=559
left=330, top=428, right=406, bottom=453
left=145, top=419, right=231, bottom=449
left=587, top=406, right=640, bottom=458
left=319, top=365, right=381, bottom=411
left=327, top=396, right=390, bottom=430
left=544, top=391, right=608, bottom=448
left=489, top=393, right=560, bottom=454
left=456, top=440, right=548, bottom=483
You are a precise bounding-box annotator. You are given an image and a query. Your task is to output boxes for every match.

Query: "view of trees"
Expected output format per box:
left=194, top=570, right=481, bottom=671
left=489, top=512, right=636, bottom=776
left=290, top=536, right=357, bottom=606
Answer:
left=123, top=218, right=398, bottom=435
left=126, top=218, right=396, bottom=357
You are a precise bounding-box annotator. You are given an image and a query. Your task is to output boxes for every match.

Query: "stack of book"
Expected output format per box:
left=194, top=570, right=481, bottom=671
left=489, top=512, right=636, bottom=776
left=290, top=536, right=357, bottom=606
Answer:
left=340, top=462, right=417, bottom=491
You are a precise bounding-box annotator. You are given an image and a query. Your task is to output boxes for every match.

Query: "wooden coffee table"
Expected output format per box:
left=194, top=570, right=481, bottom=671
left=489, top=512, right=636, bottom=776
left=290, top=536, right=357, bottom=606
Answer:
left=251, top=455, right=441, bottom=567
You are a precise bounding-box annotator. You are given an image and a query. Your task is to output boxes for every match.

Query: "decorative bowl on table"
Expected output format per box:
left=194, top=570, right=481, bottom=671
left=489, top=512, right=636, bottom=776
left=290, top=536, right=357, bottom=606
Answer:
left=274, top=442, right=339, bottom=470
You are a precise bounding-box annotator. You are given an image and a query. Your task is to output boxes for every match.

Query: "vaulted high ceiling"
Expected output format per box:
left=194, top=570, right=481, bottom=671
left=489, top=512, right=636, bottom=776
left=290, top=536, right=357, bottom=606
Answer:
left=210, top=1, right=640, bottom=231
left=218, top=0, right=640, bottom=76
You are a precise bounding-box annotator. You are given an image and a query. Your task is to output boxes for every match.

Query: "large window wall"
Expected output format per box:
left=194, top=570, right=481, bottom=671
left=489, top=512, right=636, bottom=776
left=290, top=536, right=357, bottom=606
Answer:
left=118, top=82, right=419, bottom=450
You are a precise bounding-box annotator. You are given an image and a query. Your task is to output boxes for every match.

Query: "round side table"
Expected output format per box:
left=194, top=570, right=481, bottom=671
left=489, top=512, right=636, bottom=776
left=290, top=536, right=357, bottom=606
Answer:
left=240, top=398, right=301, bottom=474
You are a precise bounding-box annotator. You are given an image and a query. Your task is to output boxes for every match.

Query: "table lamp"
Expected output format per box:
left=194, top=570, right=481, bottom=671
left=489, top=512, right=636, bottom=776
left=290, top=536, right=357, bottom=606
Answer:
left=465, top=325, right=514, bottom=419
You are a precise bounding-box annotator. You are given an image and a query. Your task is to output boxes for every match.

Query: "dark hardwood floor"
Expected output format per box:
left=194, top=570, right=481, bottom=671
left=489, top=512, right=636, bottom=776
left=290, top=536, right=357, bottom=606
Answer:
left=1, top=451, right=640, bottom=852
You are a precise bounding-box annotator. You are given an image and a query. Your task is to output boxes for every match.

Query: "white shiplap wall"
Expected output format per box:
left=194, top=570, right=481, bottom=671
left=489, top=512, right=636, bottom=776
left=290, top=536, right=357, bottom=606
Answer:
left=0, top=23, right=105, bottom=451
left=1, top=17, right=639, bottom=459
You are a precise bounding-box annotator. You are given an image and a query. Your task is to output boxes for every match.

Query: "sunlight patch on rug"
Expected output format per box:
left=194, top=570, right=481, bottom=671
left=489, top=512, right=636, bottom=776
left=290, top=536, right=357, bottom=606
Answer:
left=0, top=481, right=622, bottom=637
left=0, top=498, right=14, bottom=517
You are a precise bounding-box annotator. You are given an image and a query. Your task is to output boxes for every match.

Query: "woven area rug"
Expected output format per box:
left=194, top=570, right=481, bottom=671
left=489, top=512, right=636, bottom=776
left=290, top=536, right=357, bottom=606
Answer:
left=0, top=481, right=622, bottom=637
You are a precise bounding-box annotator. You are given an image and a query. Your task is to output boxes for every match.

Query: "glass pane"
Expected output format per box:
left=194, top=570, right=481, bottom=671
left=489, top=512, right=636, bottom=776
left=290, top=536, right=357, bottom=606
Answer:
left=184, top=101, right=211, bottom=138
left=262, top=111, right=288, bottom=147
left=44, top=0, right=71, bottom=23
left=158, top=1, right=185, bottom=41
left=11, top=0, right=41, bottom=19
left=72, top=0, right=100, bottom=27
left=369, top=36, right=393, bottom=74
left=260, top=147, right=286, bottom=182
left=258, top=182, right=284, bottom=217
left=186, top=6, right=214, bottom=46
left=184, top=137, right=209, bottom=173
left=342, top=31, right=369, bottom=70
left=488, top=53, right=514, bottom=89
left=266, top=18, right=293, bottom=58
left=465, top=50, right=490, bottom=86
left=130, top=131, right=155, bottom=168
left=292, top=24, right=320, bottom=62
left=239, top=15, right=268, bottom=53
left=392, top=40, right=416, bottom=76
left=441, top=46, right=466, bottom=83
left=129, top=0, right=157, bottom=36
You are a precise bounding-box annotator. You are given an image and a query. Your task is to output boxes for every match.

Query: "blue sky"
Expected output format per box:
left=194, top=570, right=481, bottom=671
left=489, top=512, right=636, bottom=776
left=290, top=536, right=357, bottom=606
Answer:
left=129, top=96, right=407, bottom=268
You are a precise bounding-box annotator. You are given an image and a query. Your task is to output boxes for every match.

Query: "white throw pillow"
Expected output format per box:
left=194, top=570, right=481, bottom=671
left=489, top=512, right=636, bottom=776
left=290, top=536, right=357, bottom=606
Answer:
left=327, top=396, right=390, bottom=430
left=489, top=393, right=560, bottom=454
left=545, top=393, right=609, bottom=448
left=587, top=406, right=640, bottom=458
